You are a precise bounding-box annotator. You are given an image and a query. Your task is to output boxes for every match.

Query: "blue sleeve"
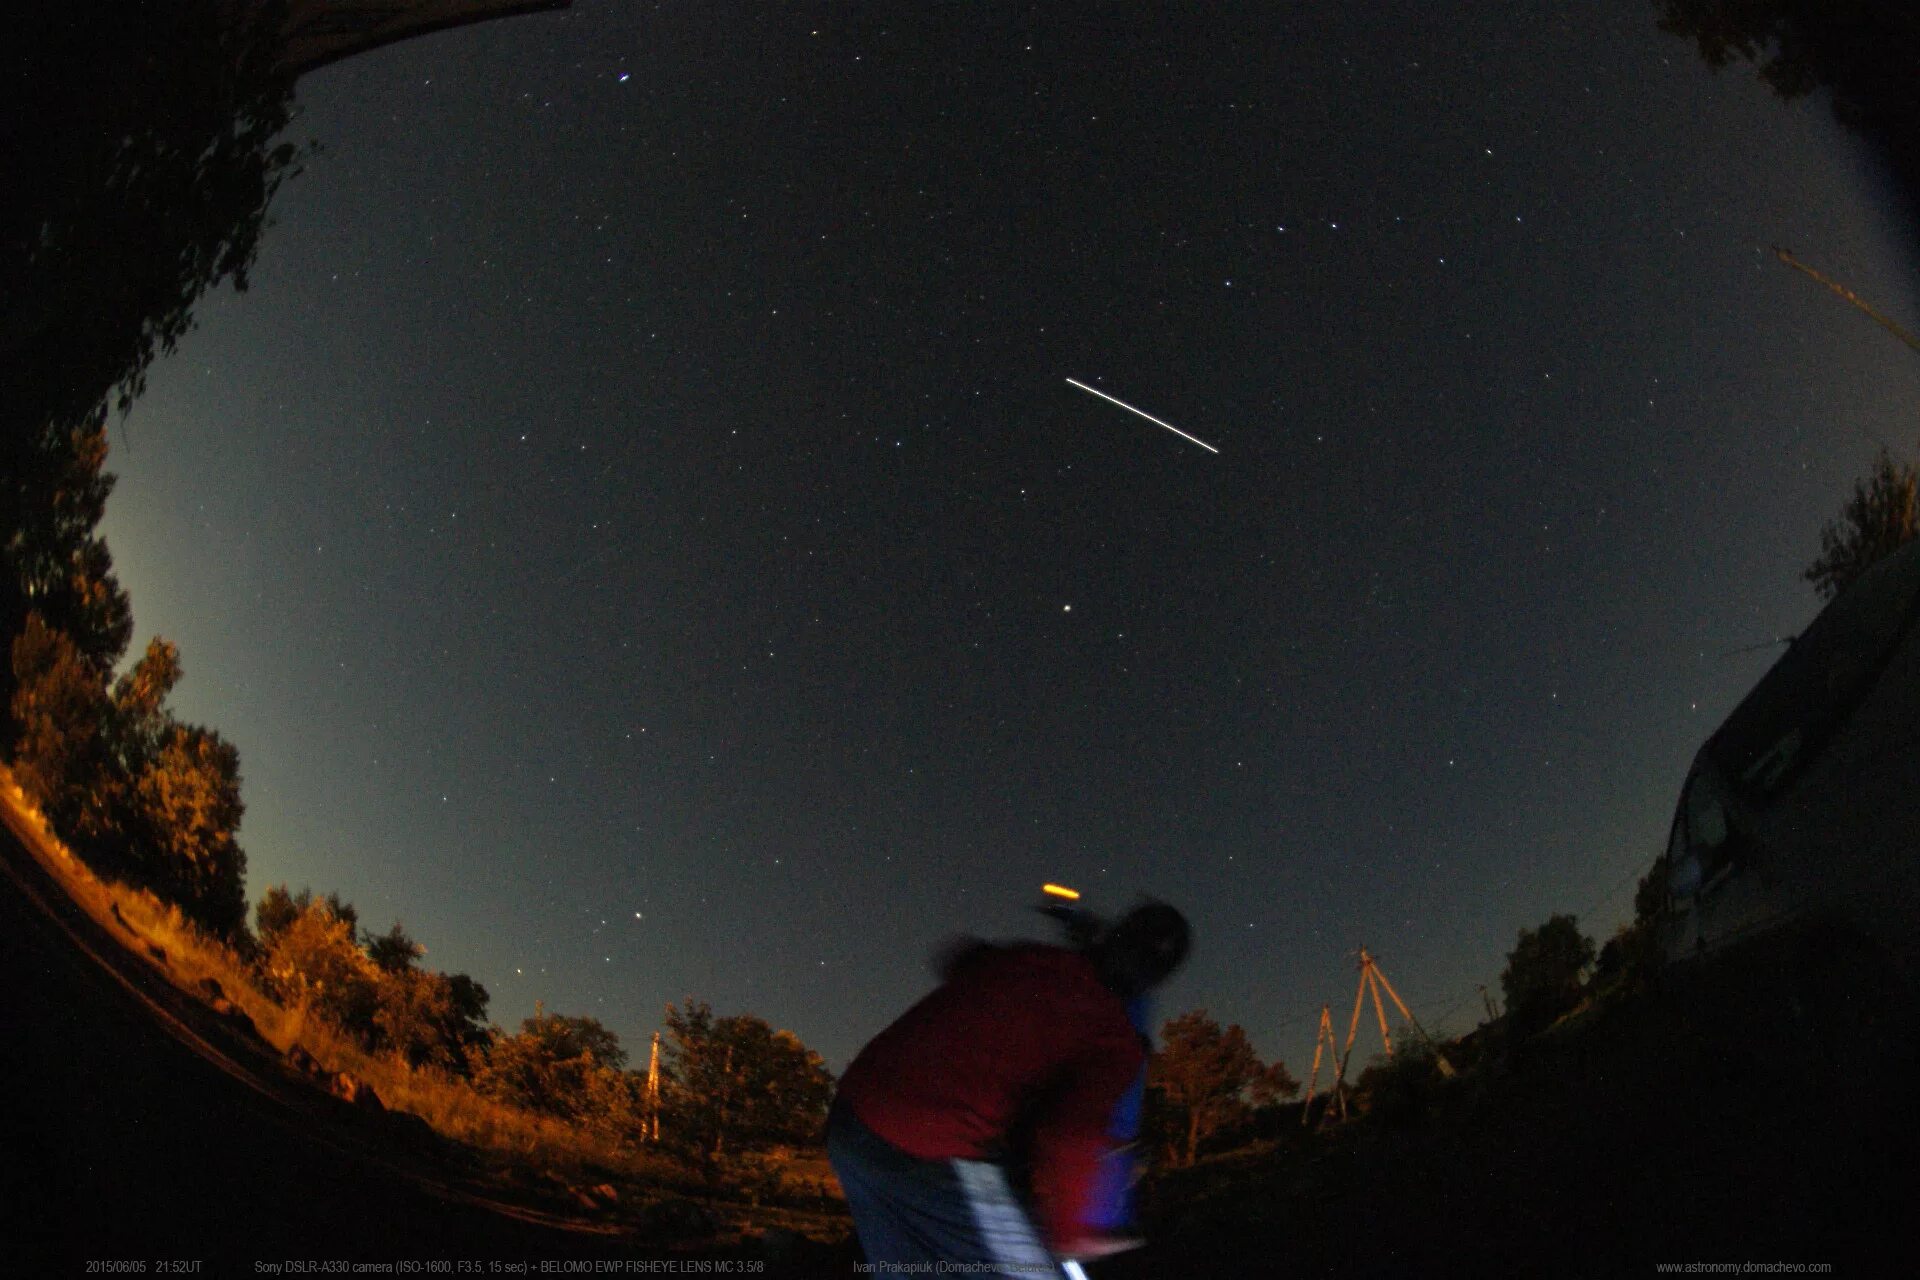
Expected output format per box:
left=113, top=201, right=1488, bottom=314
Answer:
left=1085, top=995, right=1151, bottom=1232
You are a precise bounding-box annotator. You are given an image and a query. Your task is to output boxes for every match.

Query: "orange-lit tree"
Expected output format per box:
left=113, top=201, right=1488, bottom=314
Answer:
left=1147, top=1009, right=1297, bottom=1168
left=661, top=1000, right=834, bottom=1162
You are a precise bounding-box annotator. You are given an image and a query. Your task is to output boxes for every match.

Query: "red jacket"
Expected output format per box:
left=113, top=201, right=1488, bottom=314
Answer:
left=835, top=942, right=1145, bottom=1247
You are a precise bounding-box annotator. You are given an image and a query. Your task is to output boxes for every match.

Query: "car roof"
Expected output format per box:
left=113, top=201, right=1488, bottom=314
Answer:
left=1698, top=538, right=1920, bottom=799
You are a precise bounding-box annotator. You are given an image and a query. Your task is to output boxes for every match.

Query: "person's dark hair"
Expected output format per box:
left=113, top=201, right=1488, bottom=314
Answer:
left=1089, top=900, right=1190, bottom=997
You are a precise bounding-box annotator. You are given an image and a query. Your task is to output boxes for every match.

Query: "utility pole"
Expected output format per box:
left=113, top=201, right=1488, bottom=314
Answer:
left=1772, top=246, right=1920, bottom=356
left=1478, top=984, right=1499, bottom=1022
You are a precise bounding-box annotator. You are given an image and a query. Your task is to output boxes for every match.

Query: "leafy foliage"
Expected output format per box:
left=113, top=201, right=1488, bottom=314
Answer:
left=11, top=615, right=248, bottom=935
left=376, top=967, right=492, bottom=1073
left=476, top=1010, right=637, bottom=1132
left=9, top=613, right=114, bottom=837
left=1354, top=1040, right=1449, bottom=1129
left=257, top=884, right=360, bottom=945
left=365, top=921, right=426, bottom=975
left=130, top=723, right=247, bottom=936
left=1654, top=1, right=1920, bottom=187
left=1594, top=920, right=1665, bottom=992
left=1500, top=914, right=1596, bottom=1037
left=2, top=1, right=305, bottom=441
left=1803, top=447, right=1919, bottom=601
left=2, top=421, right=133, bottom=682
left=252, top=887, right=489, bottom=1073
left=2, top=3, right=308, bottom=726
left=263, top=897, right=384, bottom=1036
left=1147, top=1009, right=1298, bottom=1168
left=661, top=1000, right=835, bottom=1160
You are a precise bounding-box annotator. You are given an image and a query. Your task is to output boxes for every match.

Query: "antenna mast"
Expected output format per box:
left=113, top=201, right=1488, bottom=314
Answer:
left=1329, top=946, right=1456, bottom=1110
left=1301, top=1004, right=1347, bottom=1126
left=1772, top=246, right=1920, bottom=356
left=645, top=1030, right=662, bottom=1142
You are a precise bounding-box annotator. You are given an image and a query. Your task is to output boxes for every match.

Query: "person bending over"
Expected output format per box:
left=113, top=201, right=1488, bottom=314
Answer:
left=828, top=901, right=1191, bottom=1270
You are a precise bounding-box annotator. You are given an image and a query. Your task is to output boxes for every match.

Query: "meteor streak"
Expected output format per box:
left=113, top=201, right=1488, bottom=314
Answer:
left=1065, top=378, right=1218, bottom=454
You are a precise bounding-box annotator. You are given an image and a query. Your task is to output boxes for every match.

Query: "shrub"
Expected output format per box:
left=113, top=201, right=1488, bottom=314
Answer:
left=475, top=1010, right=638, bottom=1137
left=263, top=899, right=382, bottom=1040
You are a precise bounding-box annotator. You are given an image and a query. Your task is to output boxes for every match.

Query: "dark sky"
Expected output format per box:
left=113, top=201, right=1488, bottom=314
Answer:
left=100, top=1, right=1919, bottom=1071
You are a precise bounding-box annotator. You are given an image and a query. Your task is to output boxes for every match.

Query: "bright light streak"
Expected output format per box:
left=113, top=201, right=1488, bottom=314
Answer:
left=1042, top=883, right=1081, bottom=901
left=1065, top=378, right=1219, bottom=454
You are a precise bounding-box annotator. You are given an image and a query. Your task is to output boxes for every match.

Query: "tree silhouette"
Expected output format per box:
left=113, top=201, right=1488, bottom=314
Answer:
left=1, top=1, right=304, bottom=438
left=365, top=922, right=427, bottom=975
left=1147, top=1009, right=1297, bottom=1168
left=1654, top=1, right=1920, bottom=204
left=1500, top=914, right=1596, bottom=1037
left=1803, top=446, right=1919, bottom=601
left=2, top=2, right=306, bottom=721
left=11, top=617, right=249, bottom=936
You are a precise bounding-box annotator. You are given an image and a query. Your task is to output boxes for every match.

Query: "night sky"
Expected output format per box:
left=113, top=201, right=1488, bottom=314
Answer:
left=99, top=2, right=1920, bottom=1072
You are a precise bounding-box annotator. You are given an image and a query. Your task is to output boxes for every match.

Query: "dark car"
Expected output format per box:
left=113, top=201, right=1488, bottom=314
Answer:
left=1662, top=537, right=1920, bottom=974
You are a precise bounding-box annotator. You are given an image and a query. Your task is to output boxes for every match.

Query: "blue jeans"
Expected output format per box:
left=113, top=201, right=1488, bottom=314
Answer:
left=826, top=1103, right=1064, bottom=1275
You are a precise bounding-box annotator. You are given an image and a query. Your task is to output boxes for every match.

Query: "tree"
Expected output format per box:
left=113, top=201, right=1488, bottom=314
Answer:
left=1654, top=2, right=1920, bottom=194
left=256, top=885, right=358, bottom=946
left=2, top=420, right=132, bottom=689
left=1803, top=447, right=1919, bottom=601
left=99, top=637, right=187, bottom=873
left=1596, top=856, right=1672, bottom=992
left=375, top=967, right=492, bottom=1074
left=439, top=973, right=493, bottom=1072
left=263, top=897, right=382, bottom=1040
left=9, top=612, right=114, bottom=837
left=1353, top=1039, right=1449, bottom=1129
left=365, top=922, right=425, bottom=975
left=2, top=2, right=305, bottom=441
left=476, top=1009, right=632, bottom=1125
left=661, top=1000, right=835, bottom=1161
left=1147, top=1009, right=1298, bottom=1168
left=255, top=885, right=303, bottom=945
left=11, top=614, right=250, bottom=936
left=252, top=891, right=490, bottom=1071
left=1500, top=914, right=1596, bottom=1036
left=3, top=3, right=307, bottom=725
left=130, top=722, right=247, bottom=937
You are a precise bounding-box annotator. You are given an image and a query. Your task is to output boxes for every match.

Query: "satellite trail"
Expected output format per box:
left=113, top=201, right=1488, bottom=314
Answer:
left=1065, top=377, right=1219, bottom=454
